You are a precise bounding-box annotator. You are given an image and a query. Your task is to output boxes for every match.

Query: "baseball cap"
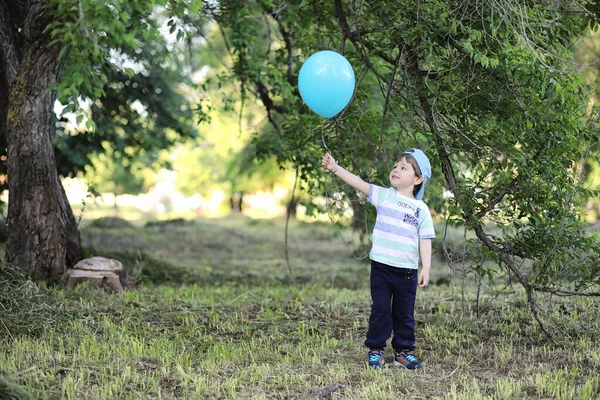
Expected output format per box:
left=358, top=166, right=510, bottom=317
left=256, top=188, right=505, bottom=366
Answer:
left=404, top=148, right=431, bottom=200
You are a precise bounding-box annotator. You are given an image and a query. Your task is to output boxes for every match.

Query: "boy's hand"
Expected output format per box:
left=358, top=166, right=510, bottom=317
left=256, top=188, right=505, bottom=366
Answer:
left=321, top=152, right=369, bottom=194
left=418, top=269, right=430, bottom=288
left=322, top=152, right=338, bottom=172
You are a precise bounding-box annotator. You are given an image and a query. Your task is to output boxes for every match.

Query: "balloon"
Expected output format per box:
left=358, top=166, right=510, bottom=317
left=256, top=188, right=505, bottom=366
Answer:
left=298, top=51, right=355, bottom=118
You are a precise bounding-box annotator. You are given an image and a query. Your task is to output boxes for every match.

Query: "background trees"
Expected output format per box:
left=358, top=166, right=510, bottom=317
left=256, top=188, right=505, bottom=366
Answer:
left=0, top=0, right=200, bottom=281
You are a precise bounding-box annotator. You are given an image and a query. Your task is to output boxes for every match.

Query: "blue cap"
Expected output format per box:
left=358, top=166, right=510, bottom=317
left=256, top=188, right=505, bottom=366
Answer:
left=404, top=149, right=431, bottom=200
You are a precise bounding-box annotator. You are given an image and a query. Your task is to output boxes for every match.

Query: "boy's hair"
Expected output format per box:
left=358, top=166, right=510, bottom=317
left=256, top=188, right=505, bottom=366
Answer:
left=395, top=153, right=423, bottom=197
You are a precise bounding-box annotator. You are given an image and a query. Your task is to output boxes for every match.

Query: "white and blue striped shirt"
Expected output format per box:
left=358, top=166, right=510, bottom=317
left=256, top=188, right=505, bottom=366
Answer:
left=368, top=184, right=435, bottom=269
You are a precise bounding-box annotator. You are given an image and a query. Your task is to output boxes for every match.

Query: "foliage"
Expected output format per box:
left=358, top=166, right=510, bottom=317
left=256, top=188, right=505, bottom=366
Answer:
left=206, top=0, right=600, bottom=297
left=575, top=27, right=600, bottom=219
left=171, top=81, right=293, bottom=198
left=47, top=0, right=201, bottom=182
left=224, top=139, right=294, bottom=195
left=172, top=113, right=249, bottom=197
left=83, top=148, right=149, bottom=203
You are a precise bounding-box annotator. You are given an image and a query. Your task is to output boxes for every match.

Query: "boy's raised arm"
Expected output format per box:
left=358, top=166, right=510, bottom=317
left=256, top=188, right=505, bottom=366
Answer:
left=322, top=153, right=370, bottom=196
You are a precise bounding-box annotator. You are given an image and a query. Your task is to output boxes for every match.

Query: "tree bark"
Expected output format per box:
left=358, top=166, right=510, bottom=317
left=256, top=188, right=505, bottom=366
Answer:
left=286, top=196, right=298, bottom=219
left=2, top=0, right=83, bottom=282
left=0, top=0, right=24, bottom=183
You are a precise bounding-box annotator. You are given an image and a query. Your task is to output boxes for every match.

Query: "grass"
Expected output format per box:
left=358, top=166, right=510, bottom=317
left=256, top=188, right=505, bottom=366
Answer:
left=1, top=214, right=599, bottom=399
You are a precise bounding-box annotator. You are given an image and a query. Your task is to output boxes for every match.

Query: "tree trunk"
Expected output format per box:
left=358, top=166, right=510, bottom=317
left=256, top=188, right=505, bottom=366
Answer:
left=2, top=0, right=83, bottom=282
left=286, top=196, right=299, bottom=219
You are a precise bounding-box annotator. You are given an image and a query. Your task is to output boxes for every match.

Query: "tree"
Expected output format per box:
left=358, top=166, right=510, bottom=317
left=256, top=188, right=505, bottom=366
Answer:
left=208, top=0, right=600, bottom=332
left=54, top=21, right=199, bottom=180
left=84, top=149, right=148, bottom=209
left=575, top=26, right=600, bottom=220
left=0, top=0, right=199, bottom=282
left=1, top=0, right=84, bottom=281
left=169, top=23, right=297, bottom=212
left=224, top=134, right=297, bottom=213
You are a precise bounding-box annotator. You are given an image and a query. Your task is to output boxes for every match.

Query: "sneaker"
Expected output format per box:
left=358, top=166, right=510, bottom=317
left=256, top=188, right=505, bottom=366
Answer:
left=393, top=350, right=422, bottom=370
left=368, top=350, right=385, bottom=369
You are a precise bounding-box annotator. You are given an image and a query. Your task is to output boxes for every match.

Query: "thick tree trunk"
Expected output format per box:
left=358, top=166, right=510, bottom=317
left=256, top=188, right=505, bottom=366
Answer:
left=2, top=0, right=83, bottom=282
left=0, top=0, right=22, bottom=181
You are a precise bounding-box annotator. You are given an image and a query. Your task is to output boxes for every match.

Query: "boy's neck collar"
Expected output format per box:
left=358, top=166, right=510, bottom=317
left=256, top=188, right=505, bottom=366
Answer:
left=394, top=188, right=416, bottom=200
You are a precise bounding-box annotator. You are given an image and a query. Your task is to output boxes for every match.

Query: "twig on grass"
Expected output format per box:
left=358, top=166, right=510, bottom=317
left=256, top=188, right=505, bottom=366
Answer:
left=1, top=318, right=14, bottom=340
left=311, top=382, right=345, bottom=399
left=445, top=366, right=460, bottom=379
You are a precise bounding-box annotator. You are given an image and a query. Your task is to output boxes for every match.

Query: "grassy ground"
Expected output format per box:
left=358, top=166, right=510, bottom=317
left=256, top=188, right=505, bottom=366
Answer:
left=1, top=214, right=599, bottom=399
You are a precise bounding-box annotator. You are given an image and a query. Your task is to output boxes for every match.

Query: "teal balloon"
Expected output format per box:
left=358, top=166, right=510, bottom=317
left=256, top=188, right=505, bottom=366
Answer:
left=298, top=51, right=355, bottom=118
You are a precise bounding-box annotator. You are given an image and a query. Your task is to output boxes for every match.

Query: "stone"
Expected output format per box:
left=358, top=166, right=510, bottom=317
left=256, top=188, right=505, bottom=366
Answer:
left=66, top=257, right=126, bottom=293
left=72, top=256, right=125, bottom=278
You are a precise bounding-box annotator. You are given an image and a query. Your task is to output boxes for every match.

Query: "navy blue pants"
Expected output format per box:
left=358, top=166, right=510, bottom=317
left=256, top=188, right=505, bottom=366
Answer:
left=364, top=260, right=418, bottom=351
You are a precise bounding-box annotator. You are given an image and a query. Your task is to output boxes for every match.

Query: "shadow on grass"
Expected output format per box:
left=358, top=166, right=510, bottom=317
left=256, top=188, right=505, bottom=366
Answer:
left=0, top=374, right=34, bottom=400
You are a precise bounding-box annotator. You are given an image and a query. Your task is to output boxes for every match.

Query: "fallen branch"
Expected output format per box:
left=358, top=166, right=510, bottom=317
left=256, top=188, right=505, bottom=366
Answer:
left=311, top=382, right=345, bottom=399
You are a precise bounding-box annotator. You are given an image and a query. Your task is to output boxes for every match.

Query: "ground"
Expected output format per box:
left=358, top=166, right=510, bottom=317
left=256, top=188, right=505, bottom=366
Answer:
left=0, top=214, right=599, bottom=399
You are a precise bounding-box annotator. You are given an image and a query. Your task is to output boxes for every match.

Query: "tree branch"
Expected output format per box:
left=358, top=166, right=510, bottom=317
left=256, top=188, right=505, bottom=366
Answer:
left=213, top=12, right=285, bottom=131
left=252, top=80, right=286, bottom=114
left=532, top=286, right=600, bottom=297
left=526, top=288, right=556, bottom=344
left=376, top=7, right=537, bottom=300
left=474, top=143, right=546, bottom=219
left=266, top=9, right=294, bottom=87
left=476, top=179, right=518, bottom=219
left=443, top=33, right=530, bottom=118
left=333, top=0, right=388, bottom=81
left=334, top=0, right=441, bottom=78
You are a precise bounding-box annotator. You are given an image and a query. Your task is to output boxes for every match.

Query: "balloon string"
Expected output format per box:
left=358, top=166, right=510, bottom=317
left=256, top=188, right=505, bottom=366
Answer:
left=321, top=119, right=370, bottom=261
left=321, top=119, right=333, bottom=154
left=321, top=130, right=331, bottom=154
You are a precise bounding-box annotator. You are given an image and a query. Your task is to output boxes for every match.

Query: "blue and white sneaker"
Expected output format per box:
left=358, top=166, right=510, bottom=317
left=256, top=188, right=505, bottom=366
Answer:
left=393, top=350, right=422, bottom=370
left=368, top=350, right=385, bottom=369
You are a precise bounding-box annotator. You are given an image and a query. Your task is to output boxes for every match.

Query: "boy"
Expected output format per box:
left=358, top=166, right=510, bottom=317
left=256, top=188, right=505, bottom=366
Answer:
left=321, top=149, right=435, bottom=369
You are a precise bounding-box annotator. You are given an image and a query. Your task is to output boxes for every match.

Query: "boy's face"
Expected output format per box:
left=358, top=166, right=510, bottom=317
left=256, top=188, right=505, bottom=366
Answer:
left=389, top=157, right=424, bottom=191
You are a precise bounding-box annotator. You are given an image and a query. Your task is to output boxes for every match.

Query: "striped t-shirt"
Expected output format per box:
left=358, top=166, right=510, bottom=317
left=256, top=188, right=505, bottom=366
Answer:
left=367, top=184, right=435, bottom=269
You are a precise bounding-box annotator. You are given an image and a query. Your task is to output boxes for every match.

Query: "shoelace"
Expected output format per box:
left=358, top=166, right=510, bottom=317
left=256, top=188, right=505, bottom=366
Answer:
left=398, top=352, right=417, bottom=362
left=369, top=353, right=382, bottom=362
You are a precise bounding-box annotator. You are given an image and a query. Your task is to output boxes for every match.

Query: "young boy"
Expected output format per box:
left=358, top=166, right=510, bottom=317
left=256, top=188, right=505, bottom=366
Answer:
left=321, top=149, right=435, bottom=370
